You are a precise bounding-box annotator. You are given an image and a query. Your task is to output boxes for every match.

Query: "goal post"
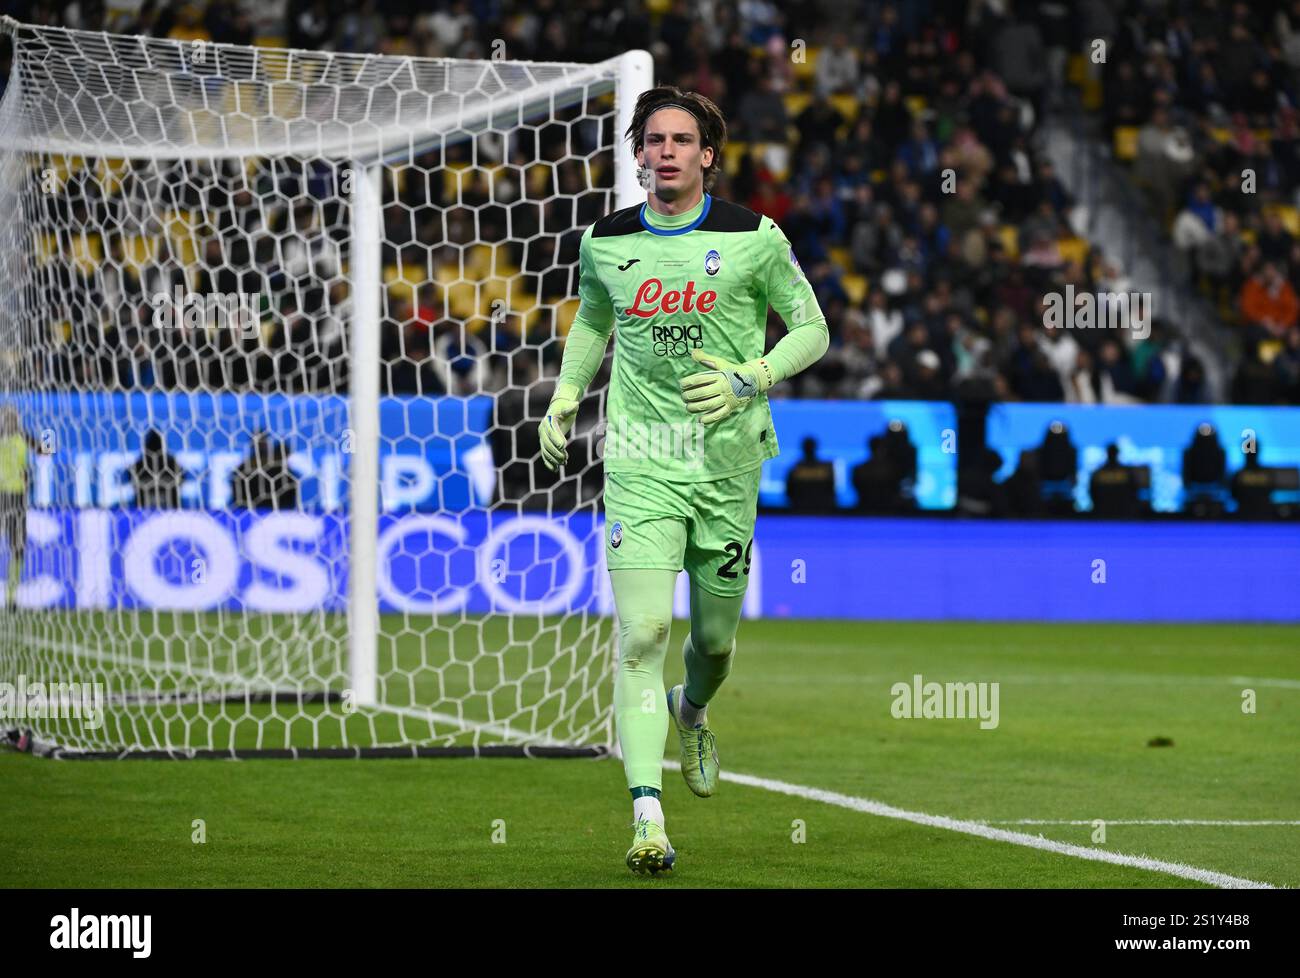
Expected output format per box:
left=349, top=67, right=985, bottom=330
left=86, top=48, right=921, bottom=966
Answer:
left=0, top=15, right=652, bottom=758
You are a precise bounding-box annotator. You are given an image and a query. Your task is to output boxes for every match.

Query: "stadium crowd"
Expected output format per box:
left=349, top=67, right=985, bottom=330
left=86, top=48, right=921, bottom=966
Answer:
left=1096, top=1, right=1300, bottom=406
left=4, top=0, right=1299, bottom=407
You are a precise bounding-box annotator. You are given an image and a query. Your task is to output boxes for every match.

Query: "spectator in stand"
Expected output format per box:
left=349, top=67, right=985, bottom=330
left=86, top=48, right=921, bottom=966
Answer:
left=129, top=429, right=184, bottom=509
left=786, top=438, right=838, bottom=513
left=1240, top=261, right=1299, bottom=339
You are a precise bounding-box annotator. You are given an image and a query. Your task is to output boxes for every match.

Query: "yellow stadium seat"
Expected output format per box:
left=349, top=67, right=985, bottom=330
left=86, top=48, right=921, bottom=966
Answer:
left=441, top=163, right=467, bottom=198
left=1081, top=75, right=1103, bottom=111
left=386, top=282, right=415, bottom=308
left=464, top=244, right=493, bottom=281
left=123, top=236, right=159, bottom=271
left=168, top=27, right=211, bottom=43
left=1273, top=205, right=1300, bottom=237
left=69, top=233, right=104, bottom=275
left=479, top=277, right=509, bottom=318
left=389, top=166, right=408, bottom=197
left=36, top=233, right=58, bottom=265
left=841, top=273, right=868, bottom=304
left=1066, top=54, right=1088, bottom=86
left=1113, top=127, right=1139, bottom=161
left=432, top=262, right=461, bottom=288
left=784, top=93, right=811, bottom=120
left=828, top=94, right=860, bottom=125
left=524, top=164, right=551, bottom=199
left=724, top=141, right=748, bottom=177
left=95, top=158, right=129, bottom=196
left=447, top=281, right=478, bottom=321
left=489, top=243, right=518, bottom=279
left=791, top=44, right=817, bottom=81
left=163, top=210, right=200, bottom=266
left=904, top=96, right=928, bottom=117
left=998, top=224, right=1020, bottom=260
left=253, top=48, right=290, bottom=83
left=828, top=246, right=852, bottom=271
left=554, top=298, right=582, bottom=336
left=519, top=307, right=544, bottom=338
left=266, top=81, right=302, bottom=119
left=1210, top=127, right=1231, bottom=144
left=506, top=274, right=544, bottom=316
left=400, top=262, right=428, bottom=288
left=1058, top=236, right=1090, bottom=266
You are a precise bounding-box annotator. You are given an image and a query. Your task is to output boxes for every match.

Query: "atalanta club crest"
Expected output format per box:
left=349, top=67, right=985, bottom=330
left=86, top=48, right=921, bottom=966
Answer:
left=610, top=521, right=623, bottom=548
left=704, top=249, right=721, bottom=276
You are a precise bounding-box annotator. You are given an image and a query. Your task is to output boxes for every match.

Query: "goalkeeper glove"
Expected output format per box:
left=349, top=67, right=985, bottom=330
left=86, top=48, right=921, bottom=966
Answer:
left=539, top=381, right=581, bottom=471
left=678, top=348, right=775, bottom=425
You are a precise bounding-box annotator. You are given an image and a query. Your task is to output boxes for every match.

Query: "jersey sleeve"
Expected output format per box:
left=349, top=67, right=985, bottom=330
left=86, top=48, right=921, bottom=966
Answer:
left=556, top=226, right=616, bottom=396
left=573, top=226, right=614, bottom=332
left=759, top=220, right=824, bottom=330
left=757, top=221, right=830, bottom=384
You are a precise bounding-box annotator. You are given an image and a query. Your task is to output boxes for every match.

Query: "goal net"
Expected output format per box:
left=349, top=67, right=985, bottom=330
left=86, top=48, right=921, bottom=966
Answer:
left=0, top=16, right=651, bottom=757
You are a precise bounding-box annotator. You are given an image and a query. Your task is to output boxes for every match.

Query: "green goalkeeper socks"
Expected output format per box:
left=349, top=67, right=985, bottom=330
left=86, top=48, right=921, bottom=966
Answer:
left=682, top=583, right=745, bottom=713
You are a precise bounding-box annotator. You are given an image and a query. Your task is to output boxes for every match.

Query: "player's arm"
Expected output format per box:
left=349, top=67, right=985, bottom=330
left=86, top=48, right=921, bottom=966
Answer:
left=680, top=222, right=830, bottom=424
left=539, top=227, right=615, bottom=470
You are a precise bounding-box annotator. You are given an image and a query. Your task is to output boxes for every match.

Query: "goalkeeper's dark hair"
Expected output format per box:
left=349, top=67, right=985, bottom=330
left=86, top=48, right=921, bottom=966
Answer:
left=625, top=86, right=727, bottom=192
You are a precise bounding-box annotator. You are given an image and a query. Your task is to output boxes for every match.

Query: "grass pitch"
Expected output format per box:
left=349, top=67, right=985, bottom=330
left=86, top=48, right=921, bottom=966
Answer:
left=2, top=620, right=1297, bottom=887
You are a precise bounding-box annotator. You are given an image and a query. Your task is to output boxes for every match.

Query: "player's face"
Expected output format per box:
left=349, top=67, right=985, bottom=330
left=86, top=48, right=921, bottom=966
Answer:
left=638, top=107, right=714, bottom=203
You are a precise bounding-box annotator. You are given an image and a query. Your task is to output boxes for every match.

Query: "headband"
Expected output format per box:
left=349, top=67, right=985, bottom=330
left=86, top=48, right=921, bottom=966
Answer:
left=640, top=101, right=712, bottom=148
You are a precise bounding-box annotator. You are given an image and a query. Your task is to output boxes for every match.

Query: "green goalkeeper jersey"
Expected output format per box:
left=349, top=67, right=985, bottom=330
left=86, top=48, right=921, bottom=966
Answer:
left=570, top=192, right=825, bottom=482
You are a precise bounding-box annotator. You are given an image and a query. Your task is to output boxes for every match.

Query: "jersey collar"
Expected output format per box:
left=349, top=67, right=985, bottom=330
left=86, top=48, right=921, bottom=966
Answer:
left=639, top=193, right=711, bottom=236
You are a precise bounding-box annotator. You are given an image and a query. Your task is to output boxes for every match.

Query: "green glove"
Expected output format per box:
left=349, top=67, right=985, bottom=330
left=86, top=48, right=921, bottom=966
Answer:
left=678, top=348, right=775, bottom=425
left=539, top=381, right=581, bottom=471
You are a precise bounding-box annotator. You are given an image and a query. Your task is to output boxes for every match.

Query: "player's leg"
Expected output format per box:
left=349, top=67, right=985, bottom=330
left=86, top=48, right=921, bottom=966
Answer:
left=679, top=578, right=745, bottom=726
left=1, top=493, right=24, bottom=609
left=604, top=471, right=691, bottom=874
left=610, top=567, right=678, bottom=873
left=670, top=466, right=760, bottom=797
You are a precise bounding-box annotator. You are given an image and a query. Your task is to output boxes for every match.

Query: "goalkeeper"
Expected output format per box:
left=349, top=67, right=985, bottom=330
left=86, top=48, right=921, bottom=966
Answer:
left=537, top=86, right=829, bottom=875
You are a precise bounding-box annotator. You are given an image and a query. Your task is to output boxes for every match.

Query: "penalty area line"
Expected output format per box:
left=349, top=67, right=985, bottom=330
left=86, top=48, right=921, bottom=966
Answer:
left=674, top=764, right=1276, bottom=889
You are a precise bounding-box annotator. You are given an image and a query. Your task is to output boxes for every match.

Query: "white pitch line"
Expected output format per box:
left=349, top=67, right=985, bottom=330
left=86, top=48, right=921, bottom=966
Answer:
left=687, top=765, right=1277, bottom=889
left=980, top=819, right=1300, bottom=827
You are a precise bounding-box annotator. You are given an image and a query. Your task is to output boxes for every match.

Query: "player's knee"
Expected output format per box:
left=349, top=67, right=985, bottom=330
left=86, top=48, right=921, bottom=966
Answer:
left=691, top=630, right=736, bottom=660
left=620, top=613, right=671, bottom=668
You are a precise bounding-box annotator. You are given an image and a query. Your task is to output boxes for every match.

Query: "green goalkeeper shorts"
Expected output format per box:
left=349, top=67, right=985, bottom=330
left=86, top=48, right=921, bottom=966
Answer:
left=603, top=466, right=761, bottom=598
